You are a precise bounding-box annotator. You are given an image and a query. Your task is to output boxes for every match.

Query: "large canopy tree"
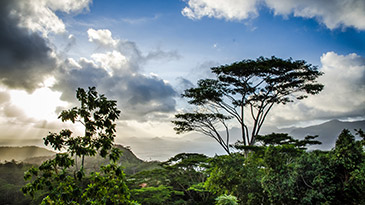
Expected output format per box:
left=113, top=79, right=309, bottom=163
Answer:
left=172, top=56, right=323, bottom=154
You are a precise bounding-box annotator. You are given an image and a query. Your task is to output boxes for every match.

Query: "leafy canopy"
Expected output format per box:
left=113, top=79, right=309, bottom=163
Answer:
left=22, top=87, right=136, bottom=204
left=173, top=56, right=323, bottom=154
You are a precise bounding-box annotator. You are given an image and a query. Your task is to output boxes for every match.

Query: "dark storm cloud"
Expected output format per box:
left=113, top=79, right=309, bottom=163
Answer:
left=52, top=28, right=179, bottom=121
left=53, top=59, right=177, bottom=121
left=100, top=74, right=177, bottom=120
left=0, top=0, right=57, bottom=92
left=126, top=76, right=176, bottom=105
left=53, top=58, right=109, bottom=103
left=121, top=75, right=177, bottom=115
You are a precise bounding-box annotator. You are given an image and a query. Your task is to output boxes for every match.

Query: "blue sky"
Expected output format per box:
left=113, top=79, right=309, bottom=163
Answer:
left=59, top=0, right=365, bottom=85
left=0, top=0, right=364, bottom=159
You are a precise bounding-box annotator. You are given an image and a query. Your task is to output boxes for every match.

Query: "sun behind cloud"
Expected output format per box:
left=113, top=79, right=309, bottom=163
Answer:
left=9, top=84, right=68, bottom=121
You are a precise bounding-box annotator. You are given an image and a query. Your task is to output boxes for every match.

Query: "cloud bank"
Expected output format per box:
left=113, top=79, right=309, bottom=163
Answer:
left=0, top=0, right=56, bottom=92
left=0, top=0, right=179, bottom=122
left=182, top=0, right=260, bottom=21
left=182, top=0, right=365, bottom=30
left=11, top=0, right=91, bottom=36
left=0, top=0, right=92, bottom=92
left=53, top=28, right=179, bottom=121
left=267, top=52, right=365, bottom=125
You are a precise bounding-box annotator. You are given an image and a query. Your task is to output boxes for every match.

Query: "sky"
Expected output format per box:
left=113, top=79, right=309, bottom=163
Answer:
left=0, top=0, right=364, bottom=160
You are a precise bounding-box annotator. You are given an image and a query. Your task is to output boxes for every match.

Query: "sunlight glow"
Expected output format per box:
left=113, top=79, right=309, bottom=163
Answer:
left=9, top=87, right=68, bottom=121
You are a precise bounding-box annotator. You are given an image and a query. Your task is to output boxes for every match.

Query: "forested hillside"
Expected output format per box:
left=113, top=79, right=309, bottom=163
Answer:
left=0, top=146, right=55, bottom=162
left=0, top=144, right=159, bottom=205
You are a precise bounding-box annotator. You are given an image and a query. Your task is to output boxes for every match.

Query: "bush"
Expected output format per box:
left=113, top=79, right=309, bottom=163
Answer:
left=215, top=194, right=238, bottom=205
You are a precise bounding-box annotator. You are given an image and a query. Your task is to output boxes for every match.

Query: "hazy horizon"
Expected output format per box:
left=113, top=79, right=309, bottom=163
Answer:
left=0, top=0, right=364, bottom=160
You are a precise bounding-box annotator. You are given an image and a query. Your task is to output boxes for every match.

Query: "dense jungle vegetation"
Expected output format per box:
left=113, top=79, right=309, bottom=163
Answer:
left=1, top=129, right=364, bottom=204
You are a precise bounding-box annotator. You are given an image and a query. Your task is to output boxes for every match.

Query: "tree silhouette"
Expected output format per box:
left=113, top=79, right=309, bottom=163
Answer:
left=173, top=56, right=323, bottom=154
left=22, top=87, right=135, bottom=204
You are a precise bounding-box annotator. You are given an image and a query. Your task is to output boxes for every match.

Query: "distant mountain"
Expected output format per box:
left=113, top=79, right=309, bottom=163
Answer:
left=0, top=146, right=55, bottom=162
left=2, top=120, right=363, bottom=163
left=115, top=119, right=365, bottom=161
left=288, top=119, right=365, bottom=150
left=184, top=119, right=365, bottom=151
left=0, top=145, right=160, bottom=175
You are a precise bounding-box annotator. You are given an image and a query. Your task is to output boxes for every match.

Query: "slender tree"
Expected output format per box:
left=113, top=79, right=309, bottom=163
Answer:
left=172, top=56, right=323, bottom=154
left=22, top=87, right=135, bottom=204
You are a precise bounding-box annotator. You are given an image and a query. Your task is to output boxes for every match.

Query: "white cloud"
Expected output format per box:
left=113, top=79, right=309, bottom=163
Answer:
left=267, top=52, right=365, bottom=126
left=265, top=0, right=365, bottom=30
left=307, top=52, right=365, bottom=113
left=9, top=0, right=91, bottom=36
left=8, top=88, right=67, bottom=121
left=91, top=51, right=128, bottom=74
left=0, top=0, right=180, bottom=147
left=46, top=0, right=91, bottom=13
left=51, top=29, right=179, bottom=121
left=121, top=14, right=160, bottom=25
left=87, top=28, right=120, bottom=47
left=182, top=0, right=260, bottom=20
left=0, top=0, right=91, bottom=91
left=182, top=0, right=365, bottom=30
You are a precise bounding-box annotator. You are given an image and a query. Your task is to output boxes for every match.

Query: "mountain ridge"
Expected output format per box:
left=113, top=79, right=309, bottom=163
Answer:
left=1, top=119, right=364, bottom=161
left=0, top=146, right=55, bottom=162
left=288, top=119, right=365, bottom=150
left=0, top=144, right=160, bottom=175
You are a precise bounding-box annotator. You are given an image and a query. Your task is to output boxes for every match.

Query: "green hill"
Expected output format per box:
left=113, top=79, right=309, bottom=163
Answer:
left=0, top=146, right=55, bottom=162
left=0, top=145, right=161, bottom=204
left=1, top=145, right=160, bottom=175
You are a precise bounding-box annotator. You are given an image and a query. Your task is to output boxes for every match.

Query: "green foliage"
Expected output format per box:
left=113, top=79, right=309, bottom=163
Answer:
left=256, top=133, right=321, bottom=148
left=205, top=153, right=267, bottom=204
left=129, top=153, right=215, bottom=204
left=205, top=130, right=365, bottom=204
left=235, top=133, right=321, bottom=154
left=260, top=129, right=365, bottom=204
left=330, top=129, right=365, bottom=204
left=173, top=56, right=323, bottom=154
left=131, top=185, right=182, bottom=205
left=22, top=87, right=134, bottom=204
left=0, top=161, right=35, bottom=205
left=161, top=153, right=214, bottom=203
left=333, top=129, right=363, bottom=171
left=80, top=162, right=131, bottom=204
left=55, top=87, right=121, bottom=159
left=215, top=194, right=238, bottom=205
left=261, top=145, right=300, bottom=204
left=350, top=162, right=365, bottom=203
left=128, top=168, right=169, bottom=189
left=294, top=151, right=337, bottom=204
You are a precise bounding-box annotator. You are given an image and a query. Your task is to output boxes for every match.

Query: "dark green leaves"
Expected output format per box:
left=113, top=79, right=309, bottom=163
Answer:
left=22, top=87, right=134, bottom=204
left=173, top=113, right=231, bottom=134
left=182, top=79, right=224, bottom=105
left=255, top=133, right=321, bottom=149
